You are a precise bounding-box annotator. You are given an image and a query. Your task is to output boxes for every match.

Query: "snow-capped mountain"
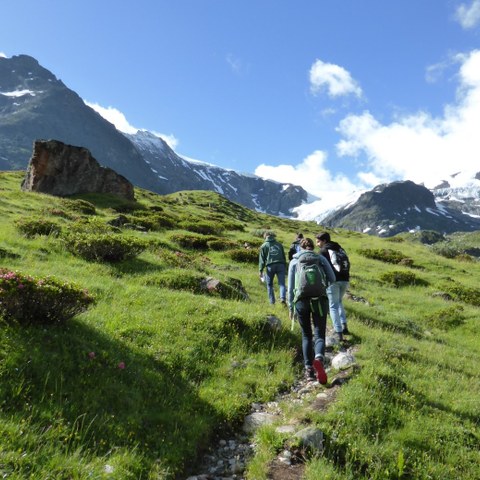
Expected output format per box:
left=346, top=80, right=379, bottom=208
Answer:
left=0, top=54, right=308, bottom=216
left=432, top=171, right=480, bottom=218
left=318, top=179, right=480, bottom=236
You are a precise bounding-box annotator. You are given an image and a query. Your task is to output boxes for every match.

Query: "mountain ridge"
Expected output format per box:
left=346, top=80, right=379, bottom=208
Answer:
left=0, top=54, right=308, bottom=216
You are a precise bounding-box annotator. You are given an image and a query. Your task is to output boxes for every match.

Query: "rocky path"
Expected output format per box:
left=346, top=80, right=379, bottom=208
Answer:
left=186, top=335, right=357, bottom=480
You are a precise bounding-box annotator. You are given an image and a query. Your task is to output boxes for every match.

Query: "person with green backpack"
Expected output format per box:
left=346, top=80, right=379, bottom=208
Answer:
left=258, top=231, right=287, bottom=305
left=287, top=237, right=336, bottom=384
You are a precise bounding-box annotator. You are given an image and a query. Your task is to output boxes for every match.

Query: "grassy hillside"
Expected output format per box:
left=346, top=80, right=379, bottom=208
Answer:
left=0, top=170, right=479, bottom=479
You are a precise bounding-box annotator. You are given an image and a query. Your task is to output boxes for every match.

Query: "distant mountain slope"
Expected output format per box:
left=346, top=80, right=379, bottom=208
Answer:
left=321, top=180, right=480, bottom=236
left=0, top=54, right=308, bottom=216
left=125, top=130, right=307, bottom=215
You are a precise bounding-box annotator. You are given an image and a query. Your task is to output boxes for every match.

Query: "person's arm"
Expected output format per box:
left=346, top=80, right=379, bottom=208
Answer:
left=287, top=260, right=296, bottom=310
left=328, top=249, right=340, bottom=272
left=319, top=255, right=336, bottom=284
left=258, top=244, right=266, bottom=276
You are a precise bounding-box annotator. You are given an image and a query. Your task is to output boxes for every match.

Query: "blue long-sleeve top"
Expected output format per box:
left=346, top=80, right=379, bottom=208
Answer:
left=287, top=249, right=336, bottom=309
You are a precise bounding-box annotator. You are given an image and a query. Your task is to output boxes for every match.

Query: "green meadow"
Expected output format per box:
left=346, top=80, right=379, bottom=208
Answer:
left=0, top=170, right=479, bottom=479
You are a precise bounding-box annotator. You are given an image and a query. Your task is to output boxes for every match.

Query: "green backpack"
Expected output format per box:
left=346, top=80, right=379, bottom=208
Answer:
left=293, top=251, right=327, bottom=303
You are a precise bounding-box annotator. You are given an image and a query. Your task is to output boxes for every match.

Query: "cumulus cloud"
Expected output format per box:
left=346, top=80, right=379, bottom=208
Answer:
left=336, top=49, right=480, bottom=188
left=85, top=101, right=178, bottom=149
left=309, top=59, right=362, bottom=98
left=255, top=150, right=359, bottom=209
left=455, top=0, right=480, bottom=29
left=86, top=101, right=138, bottom=134
left=0, top=52, right=7, bottom=58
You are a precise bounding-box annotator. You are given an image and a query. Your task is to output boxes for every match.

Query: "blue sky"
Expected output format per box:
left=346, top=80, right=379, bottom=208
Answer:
left=2, top=0, right=480, bottom=214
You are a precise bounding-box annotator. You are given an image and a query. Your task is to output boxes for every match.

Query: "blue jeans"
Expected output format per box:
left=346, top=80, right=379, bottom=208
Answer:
left=326, top=281, right=349, bottom=333
left=265, top=263, right=286, bottom=304
left=295, top=297, right=328, bottom=368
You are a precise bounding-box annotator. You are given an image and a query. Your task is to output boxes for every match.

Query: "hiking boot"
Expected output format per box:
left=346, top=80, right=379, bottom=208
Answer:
left=313, top=357, right=327, bottom=385
left=305, top=367, right=316, bottom=381
left=335, top=331, right=344, bottom=342
left=280, top=300, right=287, bottom=307
left=342, top=324, right=350, bottom=335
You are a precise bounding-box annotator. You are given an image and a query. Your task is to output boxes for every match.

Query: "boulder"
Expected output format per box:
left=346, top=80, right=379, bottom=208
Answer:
left=21, top=139, right=135, bottom=200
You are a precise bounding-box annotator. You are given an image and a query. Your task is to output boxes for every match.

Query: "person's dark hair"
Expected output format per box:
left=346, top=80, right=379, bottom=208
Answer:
left=316, top=232, right=331, bottom=242
left=300, top=238, right=315, bottom=250
left=296, top=232, right=304, bottom=240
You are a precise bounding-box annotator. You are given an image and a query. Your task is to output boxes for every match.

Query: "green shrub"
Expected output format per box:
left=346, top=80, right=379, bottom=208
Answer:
left=127, top=213, right=177, bottom=231
left=14, top=217, right=62, bottom=238
left=431, top=243, right=462, bottom=259
left=180, top=221, right=223, bottom=235
left=226, top=248, right=259, bottom=264
left=380, top=270, right=427, bottom=287
left=65, top=199, right=96, bottom=215
left=207, top=239, right=240, bottom=251
left=437, top=282, right=480, bottom=307
left=169, top=234, right=210, bottom=250
left=63, top=233, right=147, bottom=262
left=67, top=218, right=119, bottom=235
left=0, top=247, right=20, bottom=259
left=416, top=230, right=445, bottom=245
left=424, top=305, right=465, bottom=330
left=358, top=248, right=408, bottom=264
left=0, top=268, right=94, bottom=324
left=146, top=271, right=205, bottom=294
left=154, top=248, right=211, bottom=271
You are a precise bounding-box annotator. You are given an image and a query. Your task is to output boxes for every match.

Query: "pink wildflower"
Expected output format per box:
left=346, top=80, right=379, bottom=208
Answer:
left=117, top=362, right=126, bottom=370
left=88, top=352, right=96, bottom=359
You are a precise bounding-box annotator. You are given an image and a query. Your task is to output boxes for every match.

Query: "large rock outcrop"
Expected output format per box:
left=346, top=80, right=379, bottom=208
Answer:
left=21, top=139, right=135, bottom=200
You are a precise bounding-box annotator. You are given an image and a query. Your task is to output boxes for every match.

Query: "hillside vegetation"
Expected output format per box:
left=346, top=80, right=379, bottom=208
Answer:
left=0, top=170, right=479, bottom=479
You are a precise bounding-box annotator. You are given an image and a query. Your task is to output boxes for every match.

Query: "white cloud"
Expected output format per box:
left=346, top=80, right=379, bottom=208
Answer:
left=226, top=53, right=242, bottom=73
left=85, top=101, right=178, bottom=149
left=86, top=101, right=138, bottom=134
left=309, top=59, right=362, bottom=98
left=0, top=52, right=7, bottom=58
left=255, top=150, right=359, bottom=210
left=335, top=49, right=480, bottom=188
left=455, top=0, right=480, bottom=29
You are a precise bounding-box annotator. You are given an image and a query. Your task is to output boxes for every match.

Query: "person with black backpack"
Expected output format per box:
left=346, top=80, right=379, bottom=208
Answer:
left=288, top=233, right=304, bottom=261
left=316, top=232, right=351, bottom=341
left=258, top=231, right=287, bottom=305
left=287, top=237, right=336, bottom=384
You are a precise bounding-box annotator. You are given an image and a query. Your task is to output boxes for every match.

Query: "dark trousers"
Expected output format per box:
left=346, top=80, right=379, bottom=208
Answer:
left=295, top=296, right=328, bottom=369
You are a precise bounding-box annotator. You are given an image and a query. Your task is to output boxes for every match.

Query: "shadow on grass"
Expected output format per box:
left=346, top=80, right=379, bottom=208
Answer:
left=0, top=318, right=220, bottom=475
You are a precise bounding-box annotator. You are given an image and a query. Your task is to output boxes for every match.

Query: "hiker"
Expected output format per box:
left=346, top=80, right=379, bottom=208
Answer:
left=288, top=237, right=336, bottom=384
left=258, top=231, right=287, bottom=305
left=288, top=232, right=304, bottom=261
left=316, top=232, right=351, bottom=341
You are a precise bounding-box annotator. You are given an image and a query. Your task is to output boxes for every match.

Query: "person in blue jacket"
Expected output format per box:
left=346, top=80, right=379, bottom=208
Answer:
left=288, top=237, right=336, bottom=384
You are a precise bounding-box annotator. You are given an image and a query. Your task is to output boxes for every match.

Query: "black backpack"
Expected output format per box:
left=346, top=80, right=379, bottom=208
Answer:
left=330, top=247, right=350, bottom=275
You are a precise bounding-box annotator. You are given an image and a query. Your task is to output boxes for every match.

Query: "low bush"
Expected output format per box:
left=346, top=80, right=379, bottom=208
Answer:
left=14, top=217, right=62, bottom=238
left=154, top=248, right=211, bottom=271
left=437, top=282, right=480, bottom=307
left=226, top=248, right=259, bottom=264
left=63, top=233, right=147, bottom=262
left=358, top=248, right=409, bottom=264
left=0, top=268, right=94, bottom=324
left=0, top=247, right=20, bottom=259
left=208, top=239, right=240, bottom=251
left=416, top=230, right=445, bottom=245
left=146, top=271, right=205, bottom=294
left=127, top=213, right=177, bottom=231
left=169, top=234, right=210, bottom=250
left=64, top=199, right=96, bottom=215
left=431, top=243, right=461, bottom=259
left=380, top=270, right=427, bottom=287
left=180, top=221, right=223, bottom=235
left=424, top=305, right=465, bottom=330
